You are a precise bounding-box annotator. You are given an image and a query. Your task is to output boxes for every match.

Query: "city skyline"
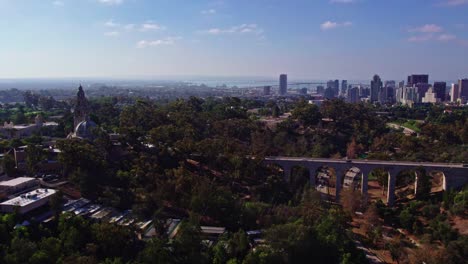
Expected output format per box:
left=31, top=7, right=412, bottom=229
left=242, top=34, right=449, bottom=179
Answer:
left=1, top=0, right=468, bottom=80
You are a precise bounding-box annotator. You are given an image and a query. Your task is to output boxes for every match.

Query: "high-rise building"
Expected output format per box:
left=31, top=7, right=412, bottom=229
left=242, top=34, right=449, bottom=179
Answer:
left=359, top=86, right=370, bottom=97
left=384, top=80, right=396, bottom=103
left=347, top=87, right=359, bottom=103
left=300, top=88, right=308, bottom=95
left=451, top=83, right=460, bottom=102
left=279, top=74, right=287, bottom=95
left=334, top=80, right=340, bottom=96
left=263, top=86, right=271, bottom=96
left=341, top=80, right=348, bottom=96
left=407, top=74, right=429, bottom=86
left=415, top=83, right=431, bottom=101
left=422, top=87, right=440, bottom=104
left=433, top=82, right=447, bottom=101
left=458, top=79, right=468, bottom=100
left=370, top=74, right=383, bottom=102
left=316, top=86, right=325, bottom=95
left=398, top=81, right=405, bottom=89
left=384, top=80, right=396, bottom=88
left=324, top=87, right=335, bottom=99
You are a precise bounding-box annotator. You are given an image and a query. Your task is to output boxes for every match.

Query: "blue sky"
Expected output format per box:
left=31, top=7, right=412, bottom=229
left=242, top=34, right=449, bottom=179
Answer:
left=0, top=0, right=467, bottom=81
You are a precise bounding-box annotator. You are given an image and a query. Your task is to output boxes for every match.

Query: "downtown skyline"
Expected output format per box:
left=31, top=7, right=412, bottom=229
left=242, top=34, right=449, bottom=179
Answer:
left=1, top=0, right=468, bottom=80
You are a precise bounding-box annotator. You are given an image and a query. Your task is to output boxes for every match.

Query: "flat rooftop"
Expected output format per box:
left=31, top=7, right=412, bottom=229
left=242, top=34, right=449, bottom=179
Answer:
left=1, top=188, right=56, bottom=207
left=0, top=177, right=36, bottom=187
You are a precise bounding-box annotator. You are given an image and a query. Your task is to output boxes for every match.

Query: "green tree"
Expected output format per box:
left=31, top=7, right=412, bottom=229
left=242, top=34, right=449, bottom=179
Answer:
left=25, top=144, right=46, bottom=176
left=138, top=237, right=171, bottom=264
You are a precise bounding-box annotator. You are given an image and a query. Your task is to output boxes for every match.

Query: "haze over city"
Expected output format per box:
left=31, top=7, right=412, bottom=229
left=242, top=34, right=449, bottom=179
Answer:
left=1, top=0, right=468, bottom=80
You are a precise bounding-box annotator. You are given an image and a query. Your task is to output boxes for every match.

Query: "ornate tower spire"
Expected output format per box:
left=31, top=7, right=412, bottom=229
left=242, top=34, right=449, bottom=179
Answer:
left=74, top=85, right=90, bottom=130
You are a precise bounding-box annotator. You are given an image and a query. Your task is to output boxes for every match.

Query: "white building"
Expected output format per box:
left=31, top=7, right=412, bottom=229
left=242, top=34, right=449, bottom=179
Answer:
left=422, top=87, right=440, bottom=104
left=0, top=177, right=38, bottom=197
left=0, top=115, right=58, bottom=139
left=0, top=188, right=56, bottom=214
left=451, top=83, right=460, bottom=103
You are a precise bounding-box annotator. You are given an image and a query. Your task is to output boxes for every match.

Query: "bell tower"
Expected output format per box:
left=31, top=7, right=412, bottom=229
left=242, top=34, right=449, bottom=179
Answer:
left=74, top=85, right=90, bottom=130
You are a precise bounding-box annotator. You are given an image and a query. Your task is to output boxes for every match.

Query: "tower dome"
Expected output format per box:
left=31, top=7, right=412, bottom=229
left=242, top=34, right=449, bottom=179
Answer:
left=74, top=120, right=97, bottom=139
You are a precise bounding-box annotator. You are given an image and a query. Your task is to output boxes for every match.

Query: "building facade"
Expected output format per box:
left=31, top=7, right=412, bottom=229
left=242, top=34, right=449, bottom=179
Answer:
left=459, top=79, right=468, bottom=101
left=279, top=74, right=287, bottom=95
left=370, top=74, right=383, bottom=103
left=407, top=74, right=429, bottom=86
left=433, top=82, right=447, bottom=101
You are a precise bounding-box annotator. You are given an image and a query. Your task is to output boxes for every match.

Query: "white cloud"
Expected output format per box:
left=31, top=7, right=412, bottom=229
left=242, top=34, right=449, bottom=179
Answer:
left=97, top=0, right=123, bottom=5
left=123, top=24, right=136, bottom=31
left=52, top=1, right=64, bottom=6
left=104, top=31, right=120, bottom=37
left=330, top=0, right=356, bottom=3
left=104, top=19, right=119, bottom=27
left=201, top=9, right=216, bottom=15
left=407, top=33, right=457, bottom=42
left=438, top=34, right=457, bottom=41
left=136, top=37, right=181, bottom=48
left=406, top=23, right=458, bottom=43
left=409, top=24, right=443, bottom=33
left=320, top=21, right=352, bottom=30
left=203, top=24, right=263, bottom=35
left=439, top=0, right=468, bottom=6
left=140, top=22, right=165, bottom=31
left=407, top=34, right=434, bottom=42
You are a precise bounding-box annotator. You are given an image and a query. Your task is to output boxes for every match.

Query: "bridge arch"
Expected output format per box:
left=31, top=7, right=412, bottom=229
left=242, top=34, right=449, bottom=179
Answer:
left=262, top=157, right=468, bottom=206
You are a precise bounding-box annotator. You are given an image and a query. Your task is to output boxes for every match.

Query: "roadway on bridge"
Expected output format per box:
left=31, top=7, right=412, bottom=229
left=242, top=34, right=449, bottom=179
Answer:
left=264, top=157, right=467, bottom=169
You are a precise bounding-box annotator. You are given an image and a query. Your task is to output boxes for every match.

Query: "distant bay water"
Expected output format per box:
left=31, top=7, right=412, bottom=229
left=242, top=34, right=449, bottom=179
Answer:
left=0, top=77, right=458, bottom=90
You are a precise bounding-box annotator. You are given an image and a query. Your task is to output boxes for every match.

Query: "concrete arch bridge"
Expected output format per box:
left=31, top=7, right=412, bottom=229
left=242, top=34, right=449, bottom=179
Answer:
left=263, top=157, right=468, bottom=206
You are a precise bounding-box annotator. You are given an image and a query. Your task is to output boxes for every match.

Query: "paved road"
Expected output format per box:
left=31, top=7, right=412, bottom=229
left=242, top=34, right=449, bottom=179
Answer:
left=387, top=123, right=417, bottom=135
left=353, top=239, right=385, bottom=264
left=264, top=156, right=467, bottom=169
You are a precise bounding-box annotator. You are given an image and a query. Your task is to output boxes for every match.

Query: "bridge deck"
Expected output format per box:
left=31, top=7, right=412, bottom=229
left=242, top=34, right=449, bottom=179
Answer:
left=264, top=157, right=467, bottom=169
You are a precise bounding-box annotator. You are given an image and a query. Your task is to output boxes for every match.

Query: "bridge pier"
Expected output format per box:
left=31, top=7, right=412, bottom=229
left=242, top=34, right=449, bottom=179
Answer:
left=335, top=168, right=345, bottom=202
left=282, top=164, right=292, bottom=184
left=387, top=171, right=397, bottom=206
left=361, top=168, right=371, bottom=203
left=308, top=166, right=319, bottom=188
left=414, top=171, right=418, bottom=196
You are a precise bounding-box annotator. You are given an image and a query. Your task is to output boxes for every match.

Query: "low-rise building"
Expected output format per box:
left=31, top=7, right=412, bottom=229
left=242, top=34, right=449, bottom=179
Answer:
left=0, top=177, right=38, bottom=198
left=0, top=188, right=56, bottom=214
left=343, top=167, right=361, bottom=190
left=0, top=115, right=58, bottom=139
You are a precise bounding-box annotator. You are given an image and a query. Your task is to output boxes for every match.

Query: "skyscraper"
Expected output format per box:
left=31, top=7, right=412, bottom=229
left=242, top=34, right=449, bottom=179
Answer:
left=451, top=83, right=460, bottom=102
left=324, top=87, right=335, bottom=99
left=263, top=86, right=271, bottom=96
left=433, top=82, right=447, bottom=101
left=407, top=74, right=429, bottom=86
left=398, top=81, right=405, bottom=89
left=385, top=80, right=396, bottom=103
left=347, top=87, right=359, bottom=103
left=316, top=86, right=325, bottom=95
left=341, top=80, right=348, bottom=96
left=415, top=83, right=431, bottom=101
left=422, top=87, right=440, bottom=104
left=458, top=79, right=468, bottom=101
left=334, top=80, right=340, bottom=96
left=279, top=74, right=287, bottom=95
left=370, top=74, right=383, bottom=103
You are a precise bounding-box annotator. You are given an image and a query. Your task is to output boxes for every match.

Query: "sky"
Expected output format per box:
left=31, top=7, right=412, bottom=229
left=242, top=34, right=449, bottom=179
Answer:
left=0, top=0, right=467, bottom=81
